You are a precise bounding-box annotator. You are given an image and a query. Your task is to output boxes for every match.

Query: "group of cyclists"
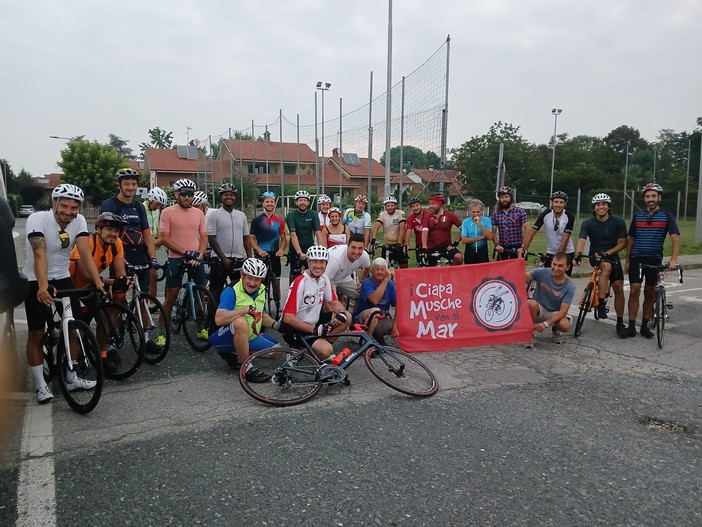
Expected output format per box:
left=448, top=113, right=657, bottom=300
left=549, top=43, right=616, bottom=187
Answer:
left=23, top=166, right=680, bottom=402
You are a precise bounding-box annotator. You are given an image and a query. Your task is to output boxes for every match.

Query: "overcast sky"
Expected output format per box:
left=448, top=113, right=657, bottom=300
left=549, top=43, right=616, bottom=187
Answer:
left=1, top=0, right=700, bottom=178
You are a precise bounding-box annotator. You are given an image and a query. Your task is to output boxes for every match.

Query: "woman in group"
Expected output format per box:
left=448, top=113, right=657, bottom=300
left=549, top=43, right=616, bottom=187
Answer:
left=322, top=207, right=349, bottom=248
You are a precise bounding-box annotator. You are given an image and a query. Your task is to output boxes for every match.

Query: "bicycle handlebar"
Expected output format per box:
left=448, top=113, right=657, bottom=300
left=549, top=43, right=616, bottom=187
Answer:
left=639, top=263, right=683, bottom=283
left=51, top=287, right=100, bottom=301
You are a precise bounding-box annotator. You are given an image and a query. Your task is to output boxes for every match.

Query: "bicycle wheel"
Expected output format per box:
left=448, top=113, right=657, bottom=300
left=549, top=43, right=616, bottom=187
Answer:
left=94, top=302, right=144, bottom=380
left=42, top=344, right=54, bottom=383
left=263, top=273, right=279, bottom=320
left=365, top=346, right=438, bottom=397
left=132, top=293, right=171, bottom=365
left=182, top=284, right=216, bottom=352
left=56, top=319, right=103, bottom=414
left=239, top=347, right=322, bottom=407
left=574, top=283, right=593, bottom=337
left=526, top=279, right=537, bottom=299
left=656, top=286, right=665, bottom=349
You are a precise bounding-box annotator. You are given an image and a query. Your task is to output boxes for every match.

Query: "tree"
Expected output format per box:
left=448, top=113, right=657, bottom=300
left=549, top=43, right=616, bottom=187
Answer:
left=453, top=122, right=546, bottom=205
left=139, top=127, right=174, bottom=158
left=108, top=133, right=136, bottom=160
left=604, top=125, right=649, bottom=157
left=58, top=139, right=126, bottom=204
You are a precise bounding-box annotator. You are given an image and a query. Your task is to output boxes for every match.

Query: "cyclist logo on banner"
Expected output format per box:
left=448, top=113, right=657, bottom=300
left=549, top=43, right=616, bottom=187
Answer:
left=471, top=278, right=521, bottom=331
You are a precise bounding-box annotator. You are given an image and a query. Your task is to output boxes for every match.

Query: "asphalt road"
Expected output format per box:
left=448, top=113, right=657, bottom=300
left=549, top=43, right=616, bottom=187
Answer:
left=1, top=221, right=701, bottom=526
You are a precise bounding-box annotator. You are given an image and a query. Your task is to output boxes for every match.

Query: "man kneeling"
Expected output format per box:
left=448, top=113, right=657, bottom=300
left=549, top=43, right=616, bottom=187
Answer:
left=525, top=251, right=575, bottom=345
left=209, top=258, right=280, bottom=382
left=353, top=258, right=398, bottom=345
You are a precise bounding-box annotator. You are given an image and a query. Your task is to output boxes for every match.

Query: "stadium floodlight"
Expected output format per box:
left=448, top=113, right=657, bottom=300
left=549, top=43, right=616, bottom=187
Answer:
left=316, top=81, right=332, bottom=194
left=549, top=108, right=563, bottom=196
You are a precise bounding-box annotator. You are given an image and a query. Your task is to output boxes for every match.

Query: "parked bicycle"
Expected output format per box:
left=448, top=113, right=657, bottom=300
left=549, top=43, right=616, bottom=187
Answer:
left=639, top=263, right=683, bottom=348
left=239, top=316, right=438, bottom=407
left=368, top=242, right=405, bottom=269
left=412, top=248, right=451, bottom=267
left=573, top=262, right=610, bottom=337
left=253, top=254, right=282, bottom=320
left=42, top=288, right=103, bottom=414
left=525, top=252, right=547, bottom=299
left=170, top=260, right=217, bottom=352
left=126, top=263, right=171, bottom=364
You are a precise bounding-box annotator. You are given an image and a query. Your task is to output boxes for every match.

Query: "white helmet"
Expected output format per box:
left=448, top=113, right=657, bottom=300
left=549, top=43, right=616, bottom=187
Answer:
left=295, top=190, right=311, bottom=201
left=52, top=183, right=84, bottom=203
left=306, top=244, right=329, bottom=261
left=241, top=258, right=268, bottom=279
left=383, top=196, right=397, bottom=205
left=192, top=190, right=208, bottom=206
left=173, top=178, right=196, bottom=191
left=329, top=206, right=342, bottom=215
left=147, top=187, right=168, bottom=206
left=318, top=194, right=332, bottom=204
left=591, top=193, right=611, bottom=204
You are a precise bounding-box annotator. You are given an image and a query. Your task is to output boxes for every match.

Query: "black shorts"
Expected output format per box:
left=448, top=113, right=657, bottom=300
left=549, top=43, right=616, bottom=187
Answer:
left=588, top=256, right=624, bottom=284
left=628, top=256, right=662, bottom=286
left=261, top=252, right=282, bottom=278
left=464, top=245, right=490, bottom=264
left=381, top=244, right=408, bottom=266
left=288, top=251, right=308, bottom=278
left=24, top=278, right=80, bottom=331
left=280, top=311, right=332, bottom=348
left=208, top=257, right=246, bottom=291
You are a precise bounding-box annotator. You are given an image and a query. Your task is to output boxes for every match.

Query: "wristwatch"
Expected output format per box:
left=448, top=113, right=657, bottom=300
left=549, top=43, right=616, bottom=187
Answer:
left=543, top=321, right=550, bottom=328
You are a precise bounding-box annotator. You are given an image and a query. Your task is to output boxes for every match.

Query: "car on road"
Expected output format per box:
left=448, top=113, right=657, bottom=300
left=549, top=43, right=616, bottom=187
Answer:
left=18, top=204, right=35, bottom=217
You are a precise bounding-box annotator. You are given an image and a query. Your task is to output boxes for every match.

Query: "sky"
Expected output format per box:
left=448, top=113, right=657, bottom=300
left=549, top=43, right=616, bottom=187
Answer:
left=1, top=0, right=700, bottom=178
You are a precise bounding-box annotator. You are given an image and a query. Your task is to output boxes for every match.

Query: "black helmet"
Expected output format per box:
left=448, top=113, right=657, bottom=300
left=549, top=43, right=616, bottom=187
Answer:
left=550, top=191, right=568, bottom=201
left=95, top=212, right=128, bottom=232
left=115, top=168, right=140, bottom=181
left=409, top=196, right=422, bottom=205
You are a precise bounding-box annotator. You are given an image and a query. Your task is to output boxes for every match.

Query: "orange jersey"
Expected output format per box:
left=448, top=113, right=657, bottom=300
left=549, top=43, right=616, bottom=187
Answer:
left=69, top=233, right=124, bottom=289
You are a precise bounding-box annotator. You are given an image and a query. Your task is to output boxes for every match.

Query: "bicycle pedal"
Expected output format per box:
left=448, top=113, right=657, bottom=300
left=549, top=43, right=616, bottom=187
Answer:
left=666, top=303, right=674, bottom=310
left=317, top=365, right=347, bottom=384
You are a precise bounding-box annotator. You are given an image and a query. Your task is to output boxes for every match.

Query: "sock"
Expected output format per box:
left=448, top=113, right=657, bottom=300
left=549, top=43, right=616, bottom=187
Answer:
left=628, top=319, right=636, bottom=328
left=641, top=319, right=649, bottom=329
left=617, top=317, right=624, bottom=325
left=599, top=298, right=606, bottom=306
left=31, top=365, right=46, bottom=389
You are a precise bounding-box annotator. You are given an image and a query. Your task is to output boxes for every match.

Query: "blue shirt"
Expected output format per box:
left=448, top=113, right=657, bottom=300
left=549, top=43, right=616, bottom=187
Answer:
left=628, top=209, right=679, bottom=259
left=354, top=276, right=397, bottom=316
left=461, top=216, right=492, bottom=250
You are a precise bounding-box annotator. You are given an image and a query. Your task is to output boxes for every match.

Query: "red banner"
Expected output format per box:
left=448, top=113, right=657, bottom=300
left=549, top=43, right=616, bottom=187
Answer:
left=395, top=259, right=533, bottom=352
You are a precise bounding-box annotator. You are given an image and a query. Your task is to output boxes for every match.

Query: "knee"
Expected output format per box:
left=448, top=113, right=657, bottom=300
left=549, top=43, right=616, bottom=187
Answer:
left=232, top=317, right=248, bottom=332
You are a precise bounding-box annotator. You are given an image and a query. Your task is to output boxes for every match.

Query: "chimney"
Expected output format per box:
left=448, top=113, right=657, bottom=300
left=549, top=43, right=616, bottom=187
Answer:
left=332, top=147, right=339, bottom=157
left=263, top=130, right=271, bottom=143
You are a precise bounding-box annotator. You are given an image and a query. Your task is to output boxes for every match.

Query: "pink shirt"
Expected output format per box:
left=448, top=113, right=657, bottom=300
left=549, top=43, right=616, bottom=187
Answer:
left=159, top=205, right=207, bottom=258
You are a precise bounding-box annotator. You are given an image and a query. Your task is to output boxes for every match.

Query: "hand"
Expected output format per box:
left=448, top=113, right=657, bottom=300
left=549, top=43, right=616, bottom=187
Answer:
left=150, top=258, right=160, bottom=270
left=667, top=258, right=678, bottom=270
left=299, top=253, right=307, bottom=261
left=332, top=312, right=348, bottom=327
left=314, top=323, right=331, bottom=337
left=517, top=247, right=526, bottom=259
left=37, top=286, right=53, bottom=307
left=275, top=249, right=284, bottom=258
left=573, top=252, right=582, bottom=266
left=401, top=245, right=408, bottom=256
left=387, top=266, right=395, bottom=280
left=183, top=250, right=200, bottom=261
left=221, top=257, right=232, bottom=271
left=495, top=244, right=504, bottom=254
left=257, top=250, right=268, bottom=258
left=534, top=322, right=546, bottom=333
left=390, top=324, right=399, bottom=339
left=594, top=251, right=607, bottom=261
left=247, top=306, right=263, bottom=323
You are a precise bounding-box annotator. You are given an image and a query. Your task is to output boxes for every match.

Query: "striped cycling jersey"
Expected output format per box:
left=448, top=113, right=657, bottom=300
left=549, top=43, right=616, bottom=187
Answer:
left=628, top=209, right=679, bottom=259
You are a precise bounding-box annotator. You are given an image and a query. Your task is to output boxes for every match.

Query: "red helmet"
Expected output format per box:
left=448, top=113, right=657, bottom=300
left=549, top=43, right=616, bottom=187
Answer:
left=428, top=193, right=445, bottom=204
left=642, top=182, right=663, bottom=195
left=354, top=195, right=368, bottom=204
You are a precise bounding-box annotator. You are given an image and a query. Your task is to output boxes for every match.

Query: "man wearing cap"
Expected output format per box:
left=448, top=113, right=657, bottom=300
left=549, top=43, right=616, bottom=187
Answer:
left=490, top=186, right=530, bottom=261
left=421, top=193, right=463, bottom=266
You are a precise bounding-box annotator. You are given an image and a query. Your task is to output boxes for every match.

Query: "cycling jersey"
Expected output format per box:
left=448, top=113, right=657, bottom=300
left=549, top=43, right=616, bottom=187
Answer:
left=207, top=207, right=249, bottom=259
left=342, top=208, right=371, bottom=235
left=325, top=244, right=371, bottom=284
left=283, top=271, right=336, bottom=325
left=491, top=207, right=528, bottom=248
left=286, top=208, right=320, bottom=252
left=69, top=233, right=125, bottom=289
left=250, top=213, right=285, bottom=252
left=99, top=197, right=149, bottom=250
left=375, top=210, right=405, bottom=244
left=422, top=210, right=461, bottom=249
left=24, top=211, right=89, bottom=281
left=532, top=209, right=575, bottom=254
left=578, top=215, right=627, bottom=256
left=628, top=209, right=679, bottom=259
left=160, top=205, right=207, bottom=258
left=323, top=224, right=348, bottom=247
left=216, top=279, right=266, bottom=339
left=406, top=211, right=429, bottom=240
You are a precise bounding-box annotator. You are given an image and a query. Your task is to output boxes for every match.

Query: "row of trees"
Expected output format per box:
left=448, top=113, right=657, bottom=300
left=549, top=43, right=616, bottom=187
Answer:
left=452, top=121, right=702, bottom=214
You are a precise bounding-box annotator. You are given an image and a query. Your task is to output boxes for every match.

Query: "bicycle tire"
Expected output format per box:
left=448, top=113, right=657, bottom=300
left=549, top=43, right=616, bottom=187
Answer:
left=526, top=279, right=537, bottom=299
left=239, top=347, right=322, bottom=407
left=42, top=344, right=54, bottom=383
left=656, top=286, right=665, bottom=349
left=365, top=346, right=438, bottom=397
left=182, top=284, right=216, bottom=352
left=56, top=319, right=103, bottom=414
left=263, top=272, right=279, bottom=320
left=94, top=302, right=144, bottom=381
left=574, top=283, right=594, bottom=337
left=132, top=292, right=171, bottom=365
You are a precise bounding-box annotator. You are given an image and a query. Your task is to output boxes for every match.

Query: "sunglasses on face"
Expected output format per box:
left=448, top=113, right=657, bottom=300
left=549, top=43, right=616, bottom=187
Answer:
left=553, top=218, right=560, bottom=231
left=179, top=190, right=194, bottom=197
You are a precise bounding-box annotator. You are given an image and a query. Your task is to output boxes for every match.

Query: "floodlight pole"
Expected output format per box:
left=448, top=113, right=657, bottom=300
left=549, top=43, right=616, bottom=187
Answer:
left=383, top=0, right=393, bottom=198
left=549, top=108, right=562, bottom=197
left=316, top=81, right=331, bottom=195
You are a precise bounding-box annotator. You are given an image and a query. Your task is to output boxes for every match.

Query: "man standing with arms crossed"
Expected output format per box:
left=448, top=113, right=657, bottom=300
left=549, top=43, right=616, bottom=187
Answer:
left=623, top=183, right=680, bottom=339
left=491, top=186, right=530, bottom=261
left=574, top=193, right=628, bottom=335
left=370, top=196, right=408, bottom=268
left=250, top=191, right=287, bottom=315
left=207, top=182, right=251, bottom=303
left=287, top=190, right=322, bottom=281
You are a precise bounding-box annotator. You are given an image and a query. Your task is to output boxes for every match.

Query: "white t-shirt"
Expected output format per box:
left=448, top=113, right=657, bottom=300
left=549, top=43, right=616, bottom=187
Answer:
left=206, top=207, right=249, bottom=258
left=375, top=210, right=406, bottom=244
left=283, top=271, right=337, bottom=325
left=325, top=244, right=371, bottom=284
left=24, top=211, right=89, bottom=281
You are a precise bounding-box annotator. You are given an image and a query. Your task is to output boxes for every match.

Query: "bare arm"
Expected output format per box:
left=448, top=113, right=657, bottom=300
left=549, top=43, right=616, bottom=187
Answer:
left=75, top=236, right=105, bottom=293
left=30, top=237, right=51, bottom=305
left=669, top=233, right=680, bottom=269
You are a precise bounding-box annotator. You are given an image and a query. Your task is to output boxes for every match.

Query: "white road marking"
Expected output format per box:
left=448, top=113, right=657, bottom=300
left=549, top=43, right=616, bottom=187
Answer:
left=16, top=389, right=57, bottom=527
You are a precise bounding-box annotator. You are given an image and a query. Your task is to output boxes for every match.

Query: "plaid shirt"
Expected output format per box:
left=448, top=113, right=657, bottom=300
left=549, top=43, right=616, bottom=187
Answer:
left=490, top=206, right=528, bottom=247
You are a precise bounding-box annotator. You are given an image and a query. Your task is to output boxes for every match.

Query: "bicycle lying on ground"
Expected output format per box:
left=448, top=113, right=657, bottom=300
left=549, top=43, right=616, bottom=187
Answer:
left=170, top=261, right=217, bottom=352
left=639, top=263, right=683, bottom=349
left=238, top=319, right=439, bottom=407
left=42, top=288, right=103, bottom=414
